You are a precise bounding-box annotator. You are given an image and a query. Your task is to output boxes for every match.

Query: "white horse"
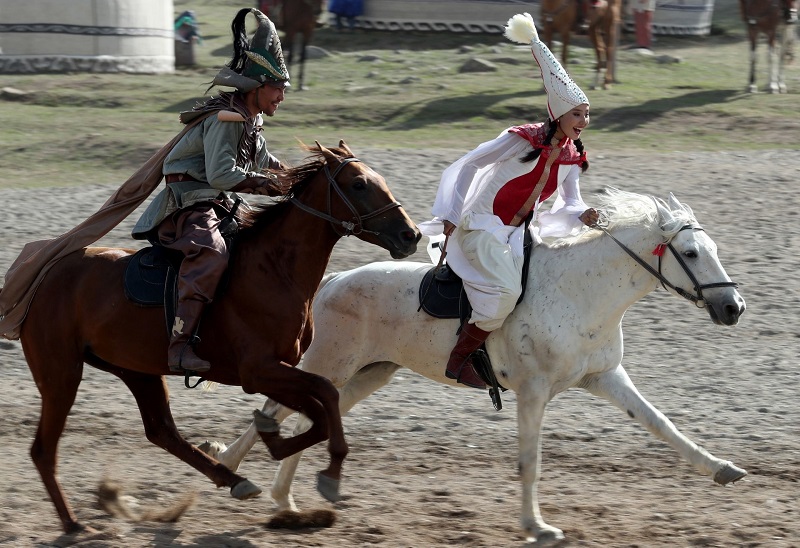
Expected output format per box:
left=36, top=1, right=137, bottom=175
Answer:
left=202, top=188, right=747, bottom=544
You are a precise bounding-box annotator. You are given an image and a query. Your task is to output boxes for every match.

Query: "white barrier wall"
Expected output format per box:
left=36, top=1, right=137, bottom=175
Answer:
left=623, top=0, right=716, bottom=35
left=0, top=0, right=175, bottom=73
left=354, top=0, right=715, bottom=36
left=358, top=0, right=540, bottom=33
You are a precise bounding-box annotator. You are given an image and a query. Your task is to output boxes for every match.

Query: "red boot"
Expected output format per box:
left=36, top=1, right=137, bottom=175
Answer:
left=445, top=322, right=490, bottom=390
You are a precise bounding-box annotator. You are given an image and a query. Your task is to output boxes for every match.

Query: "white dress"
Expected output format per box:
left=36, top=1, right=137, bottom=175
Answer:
left=420, top=125, right=589, bottom=330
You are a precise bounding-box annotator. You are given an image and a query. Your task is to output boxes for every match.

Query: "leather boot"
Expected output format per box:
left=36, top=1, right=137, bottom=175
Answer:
left=168, top=299, right=211, bottom=373
left=445, top=322, right=490, bottom=390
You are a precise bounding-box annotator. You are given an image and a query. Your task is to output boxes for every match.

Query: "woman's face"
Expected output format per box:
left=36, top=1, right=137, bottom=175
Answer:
left=558, top=104, right=590, bottom=140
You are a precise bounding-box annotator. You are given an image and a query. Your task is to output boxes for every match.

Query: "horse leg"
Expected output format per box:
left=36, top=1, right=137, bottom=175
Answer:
left=270, top=361, right=402, bottom=511
left=243, top=363, right=348, bottom=502
left=25, top=350, right=85, bottom=533
left=517, top=381, right=564, bottom=544
left=767, top=32, right=780, bottom=93
left=582, top=365, right=747, bottom=484
left=604, top=21, right=619, bottom=88
left=589, top=30, right=606, bottom=90
left=201, top=394, right=296, bottom=472
left=778, top=25, right=789, bottom=93
left=298, top=37, right=309, bottom=91
left=748, top=31, right=759, bottom=92
left=114, top=369, right=261, bottom=500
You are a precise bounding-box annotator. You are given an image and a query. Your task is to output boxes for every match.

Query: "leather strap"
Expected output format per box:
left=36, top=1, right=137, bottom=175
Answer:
left=510, top=144, right=562, bottom=226
left=165, top=173, right=199, bottom=184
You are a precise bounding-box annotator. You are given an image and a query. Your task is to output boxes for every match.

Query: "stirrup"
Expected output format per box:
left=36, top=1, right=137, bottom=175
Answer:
left=445, top=360, right=487, bottom=390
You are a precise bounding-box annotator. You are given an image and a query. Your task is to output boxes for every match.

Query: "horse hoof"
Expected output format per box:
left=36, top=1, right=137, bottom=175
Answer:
left=713, top=462, right=747, bottom=485
left=316, top=472, right=341, bottom=503
left=253, top=409, right=280, bottom=433
left=231, top=479, right=262, bottom=500
left=197, top=440, right=226, bottom=459
left=525, top=524, right=566, bottom=545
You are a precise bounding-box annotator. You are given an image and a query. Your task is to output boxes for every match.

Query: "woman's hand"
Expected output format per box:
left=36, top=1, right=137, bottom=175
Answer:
left=443, top=220, right=456, bottom=236
left=579, top=208, right=600, bottom=226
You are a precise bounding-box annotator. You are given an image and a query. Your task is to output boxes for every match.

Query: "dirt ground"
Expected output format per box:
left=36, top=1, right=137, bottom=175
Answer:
left=0, top=146, right=798, bottom=547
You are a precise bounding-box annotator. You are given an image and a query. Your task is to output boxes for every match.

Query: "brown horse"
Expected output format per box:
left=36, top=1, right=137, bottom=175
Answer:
left=587, top=0, right=623, bottom=90
left=18, top=141, right=421, bottom=534
left=740, top=0, right=797, bottom=93
left=540, top=0, right=580, bottom=66
left=276, top=0, right=325, bottom=91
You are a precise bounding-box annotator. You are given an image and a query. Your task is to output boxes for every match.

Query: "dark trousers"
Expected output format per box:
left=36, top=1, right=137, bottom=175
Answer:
left=155, top=205, right=229, bottom=304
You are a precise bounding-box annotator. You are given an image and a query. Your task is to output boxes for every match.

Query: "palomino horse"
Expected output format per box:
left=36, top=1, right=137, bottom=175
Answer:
left=17, top=141, right=420, bottom=534
left=540, top=0, right=579, bottom=66
left=740, top=0, right=797, bottom=93
left=279, top=0, right=325, bottom=91
left=204, top=189, right=747, bottom=544
left=587, top=0, right=623, bottom=89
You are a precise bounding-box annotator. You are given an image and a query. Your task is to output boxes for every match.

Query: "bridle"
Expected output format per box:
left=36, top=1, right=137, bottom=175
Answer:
left=596, top=222, right=739, bottom=308
left=288, top=157, right=402, bottom=236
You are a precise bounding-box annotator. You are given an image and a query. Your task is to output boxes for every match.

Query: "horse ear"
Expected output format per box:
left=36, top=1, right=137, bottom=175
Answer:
left=654, top=197, right=678, bottom=232
left=315, top=140, right=338, bottom=164
left=668, top=193, right=682, bottom=211
left=339, top=139, right=354, bottom=156
left=669, top=192, right=695, bottom=221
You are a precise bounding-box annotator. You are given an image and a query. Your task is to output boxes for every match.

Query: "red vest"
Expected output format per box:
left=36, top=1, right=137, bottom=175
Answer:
left=492, top=124, right=585, bottom=226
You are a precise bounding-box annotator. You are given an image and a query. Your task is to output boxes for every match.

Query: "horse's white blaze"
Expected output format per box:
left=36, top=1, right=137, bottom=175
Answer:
left=210, top=189, right=746, bottom=542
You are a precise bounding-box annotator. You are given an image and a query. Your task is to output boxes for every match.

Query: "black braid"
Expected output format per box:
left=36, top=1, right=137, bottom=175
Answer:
left=228, top=8, right=253, bottom=74
left=520, top=119, right=559, bottom=163
left=575, top=139, right=589, bottom=173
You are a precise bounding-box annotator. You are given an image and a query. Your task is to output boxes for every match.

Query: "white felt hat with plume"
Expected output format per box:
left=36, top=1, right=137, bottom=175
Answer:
left=504, top=12, right=589, bottom=121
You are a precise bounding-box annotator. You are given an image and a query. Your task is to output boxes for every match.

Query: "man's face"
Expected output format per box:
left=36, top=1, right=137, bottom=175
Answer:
left=258, top=83, right=286, bottom=116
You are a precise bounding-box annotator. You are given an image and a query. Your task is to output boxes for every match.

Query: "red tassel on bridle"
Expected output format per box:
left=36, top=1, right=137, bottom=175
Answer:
left=652, top=243, right=667, bottom=257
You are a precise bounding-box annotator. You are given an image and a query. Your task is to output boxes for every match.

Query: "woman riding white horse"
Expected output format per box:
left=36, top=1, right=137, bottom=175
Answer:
left=203, top=187, right=746, bottom=544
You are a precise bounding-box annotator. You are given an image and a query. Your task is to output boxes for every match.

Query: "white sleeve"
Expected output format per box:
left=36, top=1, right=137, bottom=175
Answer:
left=537, top=164, right=589, bottom=237
left=432, top=131, right=522, bottom=225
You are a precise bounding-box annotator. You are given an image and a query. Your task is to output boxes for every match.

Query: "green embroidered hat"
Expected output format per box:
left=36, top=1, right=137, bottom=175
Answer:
left=212, top=8, right=290, bottom=92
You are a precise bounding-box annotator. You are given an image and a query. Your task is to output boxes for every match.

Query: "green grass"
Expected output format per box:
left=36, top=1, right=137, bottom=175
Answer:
left=0, top=0, right=797, bottom=188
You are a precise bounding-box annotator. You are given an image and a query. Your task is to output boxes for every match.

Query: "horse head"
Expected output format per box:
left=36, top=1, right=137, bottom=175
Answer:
left=296, top=140, right=421, bottom=259
left=654, top=194, right=746, bottom=326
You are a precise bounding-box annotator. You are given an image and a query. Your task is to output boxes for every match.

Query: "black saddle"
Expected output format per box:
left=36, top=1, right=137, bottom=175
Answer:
left=124, top=246, right=182, bottom=307
left=418, top=264, right=472, bottom=322
left=124, top=247, right=181, bottom=337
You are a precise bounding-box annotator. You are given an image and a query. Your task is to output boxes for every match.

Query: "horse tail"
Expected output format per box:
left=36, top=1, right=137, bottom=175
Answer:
left=98, top=478, right=196, bottom=524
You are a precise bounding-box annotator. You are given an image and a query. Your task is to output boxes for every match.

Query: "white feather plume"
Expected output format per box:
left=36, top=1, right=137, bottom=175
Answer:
left=504, top=12, right=539, bottom=44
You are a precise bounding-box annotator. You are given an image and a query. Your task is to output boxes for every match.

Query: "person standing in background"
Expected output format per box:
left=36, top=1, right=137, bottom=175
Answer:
left=328, top=0, right=363, bottom=31
left=633, top=0, right=656, bottom=50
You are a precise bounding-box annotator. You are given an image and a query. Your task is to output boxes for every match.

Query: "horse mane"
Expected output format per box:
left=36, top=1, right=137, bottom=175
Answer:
left=236, top=144, right=356, bottom=231
left=551, top=187, right=698, bottom=248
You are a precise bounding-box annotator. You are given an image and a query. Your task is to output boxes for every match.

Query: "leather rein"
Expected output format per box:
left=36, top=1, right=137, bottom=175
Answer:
left=288, top=158, right=401, bottom=236
left=596, top=223, right=739, bottom=308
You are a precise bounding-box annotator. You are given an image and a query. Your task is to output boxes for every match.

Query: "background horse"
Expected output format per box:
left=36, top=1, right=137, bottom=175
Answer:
left=279, top=0, right=325, bottom=90
left=587, top=0, right=623, bottom=89
left=540, top=0, right=580, bottom=66
left=740, top=0, right=797, bottom=93
left=17, top=141, right=420, bottom=534
left=204, top=189, right=746, bottom=544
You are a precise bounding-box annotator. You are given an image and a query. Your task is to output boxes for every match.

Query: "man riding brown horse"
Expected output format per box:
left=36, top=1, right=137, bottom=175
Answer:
left=132, top=8, right=291, bottom=374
